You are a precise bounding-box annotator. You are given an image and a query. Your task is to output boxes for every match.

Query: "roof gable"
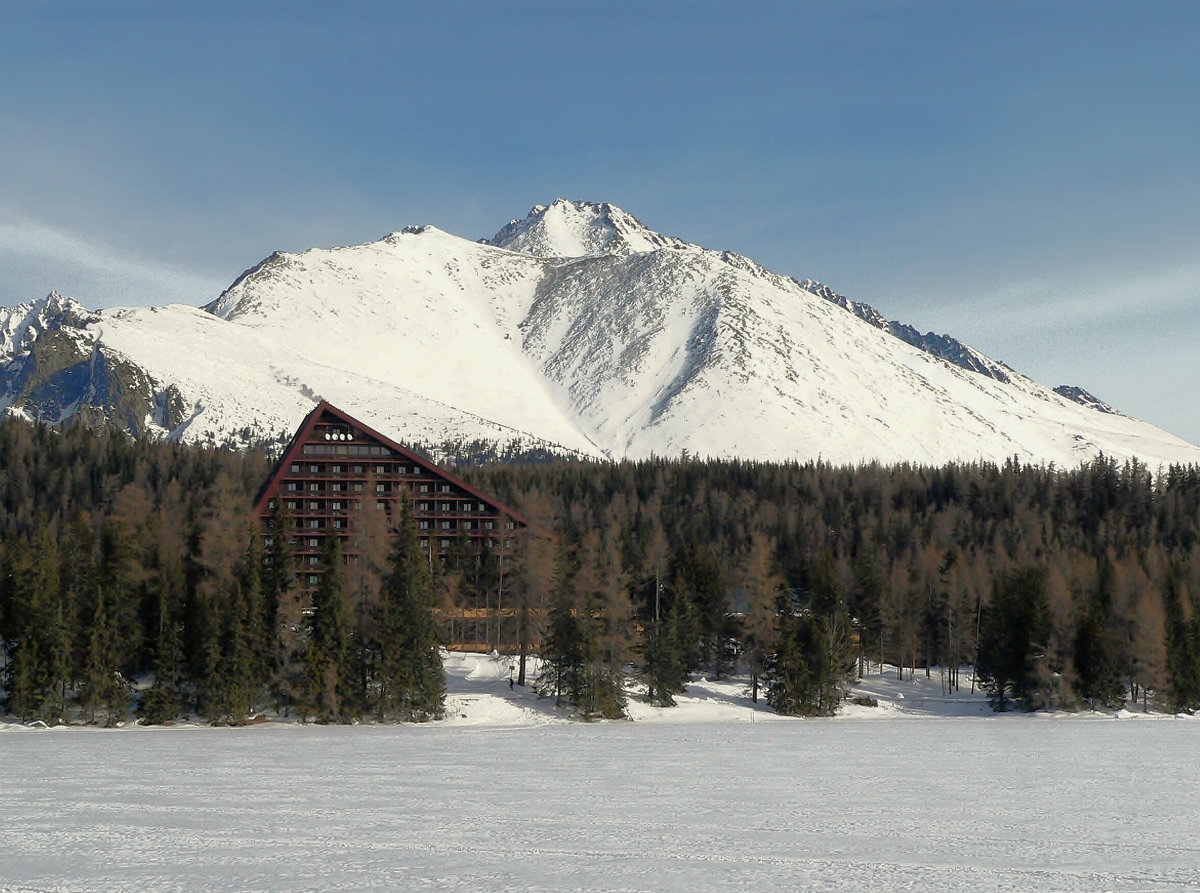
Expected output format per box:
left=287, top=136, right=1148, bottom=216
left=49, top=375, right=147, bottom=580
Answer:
left=255, top=401, right=530, bottom=526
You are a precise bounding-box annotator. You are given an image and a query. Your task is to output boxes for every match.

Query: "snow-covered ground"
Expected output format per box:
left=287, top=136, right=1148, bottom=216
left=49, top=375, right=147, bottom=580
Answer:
left=3, top=657, right=1199, bottom=892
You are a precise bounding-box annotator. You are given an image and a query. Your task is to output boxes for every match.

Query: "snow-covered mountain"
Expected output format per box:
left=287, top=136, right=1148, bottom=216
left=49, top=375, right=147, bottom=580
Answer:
left=2, top=198, right=1197, bottom=467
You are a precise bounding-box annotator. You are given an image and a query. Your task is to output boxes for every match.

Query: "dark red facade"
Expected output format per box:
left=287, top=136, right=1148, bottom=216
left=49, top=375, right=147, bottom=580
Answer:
left=256, top=401, right=527, bottom=589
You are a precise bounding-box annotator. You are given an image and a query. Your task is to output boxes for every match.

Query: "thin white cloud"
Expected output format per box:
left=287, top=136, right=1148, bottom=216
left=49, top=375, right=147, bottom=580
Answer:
left=935, top=259, right=1200, bottom=336
left=0, top=213, right=225, bottom=309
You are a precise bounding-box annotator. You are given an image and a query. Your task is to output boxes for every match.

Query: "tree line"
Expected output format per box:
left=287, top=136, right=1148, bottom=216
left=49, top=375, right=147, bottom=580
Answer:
left=3, top=416, right=1200, bottom=723
left=466, top=453, right=1200, bottom=715
left=0, top=419, right=441, bottom=725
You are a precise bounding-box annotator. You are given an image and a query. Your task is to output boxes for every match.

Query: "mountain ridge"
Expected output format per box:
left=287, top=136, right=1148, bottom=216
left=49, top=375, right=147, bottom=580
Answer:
left=0, top=199, right=1195, bottom=467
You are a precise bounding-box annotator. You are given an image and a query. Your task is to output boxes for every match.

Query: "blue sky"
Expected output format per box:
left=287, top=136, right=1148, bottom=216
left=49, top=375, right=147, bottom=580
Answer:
left=2, top=1, right=1198, bottom=444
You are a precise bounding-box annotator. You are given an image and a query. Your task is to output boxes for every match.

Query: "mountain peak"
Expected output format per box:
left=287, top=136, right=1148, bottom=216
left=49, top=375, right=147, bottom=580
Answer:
left=485, top=198, right=686, bottom=258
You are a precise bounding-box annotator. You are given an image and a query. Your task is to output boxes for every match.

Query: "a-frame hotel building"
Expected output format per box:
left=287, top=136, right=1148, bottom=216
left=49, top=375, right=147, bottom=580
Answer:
left=256, top=401, right=529, bottom=593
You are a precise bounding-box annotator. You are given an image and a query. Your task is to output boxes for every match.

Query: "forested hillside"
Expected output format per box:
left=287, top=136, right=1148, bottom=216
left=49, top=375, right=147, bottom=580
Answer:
left=3, top=416, right=1200, bottom=725
left=466, top=455, right=1200, bottom=715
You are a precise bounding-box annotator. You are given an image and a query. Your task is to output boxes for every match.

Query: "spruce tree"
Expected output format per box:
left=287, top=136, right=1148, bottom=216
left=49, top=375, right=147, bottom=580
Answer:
left=1163, top=562, right=1200, bottom=713
left=766, top=590, right=813, bottom=715
left=304, top=534, right=352, bottom=722
left=977, top=566, right=1053, bottom=711
left=137, top=567, right=184, bottom=725
left=377, top=495, right=444, bottom=721
left=80, top=586, right=127, bottom=726
left=642, top=597, right=689, bottom=707
left=1073, top=559, right=1125, bottom=708
left=262, top=497, right=296, bottom=709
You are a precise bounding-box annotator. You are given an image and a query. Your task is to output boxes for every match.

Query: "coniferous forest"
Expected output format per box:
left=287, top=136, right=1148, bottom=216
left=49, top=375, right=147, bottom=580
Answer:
left=3, top=416, right=1200, bottom=725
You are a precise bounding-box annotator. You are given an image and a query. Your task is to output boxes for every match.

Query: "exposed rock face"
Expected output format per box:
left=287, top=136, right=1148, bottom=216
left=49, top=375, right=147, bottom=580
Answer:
left=0, top=200, right=1194, bottom=467
left=0, top=292, right=186, bottom=437
left=1054, top=385, right=1120, bottom=415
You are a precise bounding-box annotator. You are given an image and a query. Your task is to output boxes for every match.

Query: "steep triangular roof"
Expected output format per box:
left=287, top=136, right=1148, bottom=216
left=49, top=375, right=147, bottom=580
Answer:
left=255, top=401, right=531, bottom=527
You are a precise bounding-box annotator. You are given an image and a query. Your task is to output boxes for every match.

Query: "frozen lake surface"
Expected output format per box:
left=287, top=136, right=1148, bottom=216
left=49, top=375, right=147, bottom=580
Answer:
left=3, top=718, right=1199, bottom=892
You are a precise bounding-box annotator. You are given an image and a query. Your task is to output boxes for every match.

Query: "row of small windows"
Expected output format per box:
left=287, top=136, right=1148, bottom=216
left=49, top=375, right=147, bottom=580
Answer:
left=289, top=461, right=436, bottom=477
left=282, top=479, right=471, bottom=498
left=296, top=518, right=513, bottom=531
left=301, top=443, right=392, bottom=457
left=418, top=538, right=513, bottom=550
left=416, top=519, right=504, bottom=531
left=278, top=490, right=498, bottom=515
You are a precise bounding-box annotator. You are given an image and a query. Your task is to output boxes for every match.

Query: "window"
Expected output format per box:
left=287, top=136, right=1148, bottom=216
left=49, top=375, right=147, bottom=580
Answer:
left=376, top=501, right=386, bottom=511
left=353, top=501, right=362, bottom=510
left=310, top=465, right=320, bottom=473
left=419, top=520, right=430, bottom=530
left=332, top=482, right=344, bottom=492
left=286, top=500, right=298, bottom=510
left=287, top=482, right=298, bottom=491
left=263, top=537, right=273, bottom=547
left=485, top=521, right=494, bottom=530
left=354, top=465, right=364, bottom=474
left=397, top=465, right=408, bottom=474
left=441, top=502, right=451, bottom=512
left=375, top=465, right=386, bottom=474
left=308, top=556, right=319, bottom=566
left=331, top=465, right=342, bottom=473
left=419, top=484, right=429, bottom=493
left=376, top=483, right=385, bottom=493
left=477, top=503, right=485, bottom=511
left=309, top=519, right=320, bottom=528
left=331, top=501, right=342, bottom=510
left=309, top=501, right=320, bottom=510
left=308, top=538, right=319, bottom=548
left=419, top=502, right=431, bottom=511
left=334, top=518, right=347, bottom=529
left=441, top=520, right=452, bottom=530
left=441, top=539, right=451, bottom=548
left=506, top=521, right=516, bottom=530
left=291, top=463, right=300, bottom=473
left=353, top=483, right=363, bottom=493
left=308, top=574, right=319, bottom=585
left=441, top=484, right=452, bottom=493
left=309, top=483, right=320, bottom=492
left=420, top=538, right=429, bottom=549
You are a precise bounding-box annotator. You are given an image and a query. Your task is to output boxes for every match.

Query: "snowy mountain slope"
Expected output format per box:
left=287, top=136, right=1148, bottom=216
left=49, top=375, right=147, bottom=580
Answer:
left=486, top=200, right=689, bottom=258
left=1, top=198, right=1197, bottom=467
left=502, top=202, right=1199, bottom=465
left=96, top=302, right=595, bottom=454
left=199, top=225, right=598, bottom=454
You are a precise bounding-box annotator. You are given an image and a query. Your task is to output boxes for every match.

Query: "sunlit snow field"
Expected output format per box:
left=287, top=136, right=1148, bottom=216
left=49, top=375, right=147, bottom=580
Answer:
left=3, top=659, right=1199, bottom=893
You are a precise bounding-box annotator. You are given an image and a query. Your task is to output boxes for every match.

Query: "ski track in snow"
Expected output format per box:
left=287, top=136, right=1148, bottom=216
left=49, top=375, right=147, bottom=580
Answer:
left=3, top=656, right=1200, bottom=893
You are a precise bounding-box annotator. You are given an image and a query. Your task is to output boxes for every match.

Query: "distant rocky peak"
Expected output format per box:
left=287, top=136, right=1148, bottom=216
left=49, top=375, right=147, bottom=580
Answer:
left=38, top=291, right=96, bottom=326
left=1055, top=385, right=1120, bottom=415
left=0, top=291, right=98, bottom=362
left=486, top=198, right=687, bottom=258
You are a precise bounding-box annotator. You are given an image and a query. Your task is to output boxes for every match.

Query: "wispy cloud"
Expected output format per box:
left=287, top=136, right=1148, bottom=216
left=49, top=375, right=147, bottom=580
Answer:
left=934, top=259, right=1200, bottom=337
left=0, top=213, right=225, bottom=310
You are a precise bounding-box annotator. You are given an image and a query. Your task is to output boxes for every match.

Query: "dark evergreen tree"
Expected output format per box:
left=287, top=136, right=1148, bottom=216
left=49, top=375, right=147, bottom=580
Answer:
left=377, top=495, right=444, bottom=721
left=137, top=564, right=185, bottom=724
left=303, top=534, right=352, bottom=722
left=977, top=566, right=1053, bottom=711
left=642, top=599, right=689, bottom=707
left=1072, top=557, right=1125, bottom=708
left=766, top=551, right=854, bottom=716
left=80, top=585, right=128, bottom=725
left=1163, top=562, right=1200, bottom=713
